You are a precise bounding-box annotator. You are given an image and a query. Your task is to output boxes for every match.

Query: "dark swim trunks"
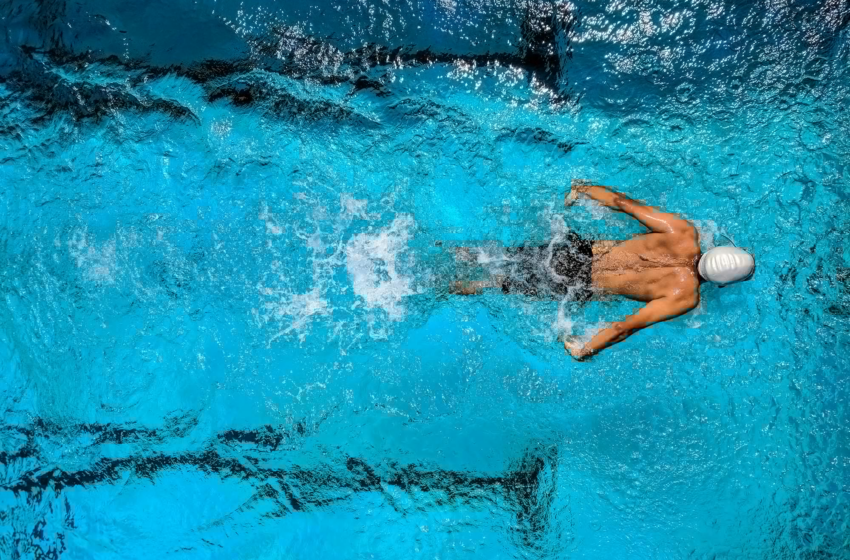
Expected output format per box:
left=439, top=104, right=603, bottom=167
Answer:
left=500, top=231, right=595, bottom=302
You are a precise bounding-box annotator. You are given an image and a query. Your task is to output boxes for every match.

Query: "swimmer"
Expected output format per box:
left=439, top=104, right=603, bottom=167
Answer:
left=450, top=180, right=756, bottom=360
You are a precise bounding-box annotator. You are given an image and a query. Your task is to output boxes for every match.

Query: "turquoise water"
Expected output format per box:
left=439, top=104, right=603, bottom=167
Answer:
left=1, top=0, right=849, bottom=558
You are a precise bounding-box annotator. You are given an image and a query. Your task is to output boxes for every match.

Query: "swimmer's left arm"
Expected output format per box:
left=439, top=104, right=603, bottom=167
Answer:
left=565, top=297, right=696, bottom=360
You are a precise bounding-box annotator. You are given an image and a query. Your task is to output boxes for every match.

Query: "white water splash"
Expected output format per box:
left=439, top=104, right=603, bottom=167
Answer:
left=261, top=285, right=331, bottom=344
left=256, top=195, right=418, bottom=346
left=67, top=228, right=118, bottom=285
left=346, top=215, right=417, bottom=321
left=550, top=299, right=576, bottom=340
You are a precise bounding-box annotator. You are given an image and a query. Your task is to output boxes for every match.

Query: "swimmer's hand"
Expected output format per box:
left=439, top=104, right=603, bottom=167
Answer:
left=565, top=179, right=592, bottom=207
left=565, top=187, right=580, bottom=207
left=563, top=336, right=589, bottom=361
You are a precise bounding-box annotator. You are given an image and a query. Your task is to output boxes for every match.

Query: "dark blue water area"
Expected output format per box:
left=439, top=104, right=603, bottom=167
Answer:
left=1, top=0, right=849, bottom=558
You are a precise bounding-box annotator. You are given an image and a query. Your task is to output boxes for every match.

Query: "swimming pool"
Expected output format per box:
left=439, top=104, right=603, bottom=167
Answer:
left=1, top=0, right=848, bottom=557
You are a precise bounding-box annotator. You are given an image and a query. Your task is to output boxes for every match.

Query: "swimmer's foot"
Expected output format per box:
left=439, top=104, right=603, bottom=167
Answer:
left=449, top=281, right=481, bottom=295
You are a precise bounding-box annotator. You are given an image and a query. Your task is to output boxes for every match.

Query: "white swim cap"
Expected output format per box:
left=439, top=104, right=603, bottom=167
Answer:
left=698, top=246, right=755, bottom=284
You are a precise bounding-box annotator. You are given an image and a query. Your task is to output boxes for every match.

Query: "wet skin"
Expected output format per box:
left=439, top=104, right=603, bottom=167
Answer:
left=450, top=182, right=704, bottom=360
left=566, top=183, right=702, bottom=360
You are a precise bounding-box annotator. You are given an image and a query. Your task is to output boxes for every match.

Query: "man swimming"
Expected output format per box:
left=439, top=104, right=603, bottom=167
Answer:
left=450, top=180, right=756, bottom=360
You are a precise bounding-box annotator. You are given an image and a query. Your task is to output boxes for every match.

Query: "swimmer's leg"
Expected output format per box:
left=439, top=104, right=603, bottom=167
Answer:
left=447, top=247, right=482, bottom=294
left=445, top=245, right=508, bottom=295
left=449, top=275, right=506, bottom=295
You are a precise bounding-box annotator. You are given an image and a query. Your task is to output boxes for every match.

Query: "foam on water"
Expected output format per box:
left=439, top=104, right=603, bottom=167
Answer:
left=255, top=193, right=418, bottom=346
left=67, top=227, right=119, bottom=285
left=345, top=214, right=417, bottom=322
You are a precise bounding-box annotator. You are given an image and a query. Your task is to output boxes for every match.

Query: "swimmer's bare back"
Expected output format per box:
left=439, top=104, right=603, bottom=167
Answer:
left=564, top=180, right=701, bottom=360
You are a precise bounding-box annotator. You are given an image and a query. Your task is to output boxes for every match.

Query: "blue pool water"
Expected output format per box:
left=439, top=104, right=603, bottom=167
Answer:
left=1, top=0, right=849, bottom=558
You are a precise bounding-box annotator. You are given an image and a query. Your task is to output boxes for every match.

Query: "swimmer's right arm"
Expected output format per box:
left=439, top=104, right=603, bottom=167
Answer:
left=567, top=181, right=692, bottom=234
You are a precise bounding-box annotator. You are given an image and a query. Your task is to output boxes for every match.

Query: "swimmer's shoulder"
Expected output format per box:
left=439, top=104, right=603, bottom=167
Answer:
left=670, top=225, right=701, bottom=258
left=673, top=265, right=701, bottom=308
left=667, top=275, right=700, bottom=311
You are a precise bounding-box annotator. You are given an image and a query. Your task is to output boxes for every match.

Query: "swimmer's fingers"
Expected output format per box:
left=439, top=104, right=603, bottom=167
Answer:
left=567, top=179, right=594, bottom=207
left=562, top=337, right=580, bottom=351
left=565, top=185, right=585, bottom=207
